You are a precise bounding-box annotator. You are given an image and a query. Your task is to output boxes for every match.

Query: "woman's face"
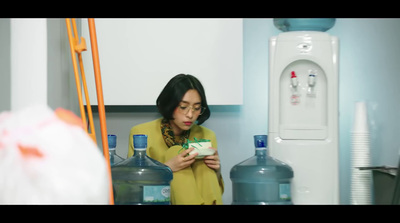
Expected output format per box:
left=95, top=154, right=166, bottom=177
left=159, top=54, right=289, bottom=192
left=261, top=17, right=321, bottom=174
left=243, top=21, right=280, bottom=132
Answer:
left=170, top=89, right=202, bottom=136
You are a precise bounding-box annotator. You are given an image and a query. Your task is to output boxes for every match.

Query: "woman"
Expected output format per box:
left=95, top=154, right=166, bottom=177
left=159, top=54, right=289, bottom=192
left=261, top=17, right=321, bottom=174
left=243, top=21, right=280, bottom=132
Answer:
left=128, top=74, right=223, bottom=204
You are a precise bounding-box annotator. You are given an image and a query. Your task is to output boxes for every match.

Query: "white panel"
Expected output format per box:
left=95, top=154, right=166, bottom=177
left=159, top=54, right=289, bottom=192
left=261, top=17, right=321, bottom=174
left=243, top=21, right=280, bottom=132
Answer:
left=81, top=18, right=243, bottom=105
left=11, top=19, right=47, bottom=111
left=279, top=60, right=327, bottom=140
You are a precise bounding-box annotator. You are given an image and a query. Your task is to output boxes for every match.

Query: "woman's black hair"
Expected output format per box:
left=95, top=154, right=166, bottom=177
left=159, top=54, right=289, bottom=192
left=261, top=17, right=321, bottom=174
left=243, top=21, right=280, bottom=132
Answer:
left=156, top=73, right=210, bottom=125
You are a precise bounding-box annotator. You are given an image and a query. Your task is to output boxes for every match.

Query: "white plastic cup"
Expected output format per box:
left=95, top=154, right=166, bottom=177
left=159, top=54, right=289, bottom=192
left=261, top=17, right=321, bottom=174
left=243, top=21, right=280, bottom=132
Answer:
left=352, top=102, right=369, bottom=133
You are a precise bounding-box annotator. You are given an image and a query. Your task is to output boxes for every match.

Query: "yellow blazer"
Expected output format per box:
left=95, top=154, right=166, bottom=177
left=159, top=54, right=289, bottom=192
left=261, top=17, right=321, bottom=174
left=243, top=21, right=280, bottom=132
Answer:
left=128, top=118, right=224, bottom=204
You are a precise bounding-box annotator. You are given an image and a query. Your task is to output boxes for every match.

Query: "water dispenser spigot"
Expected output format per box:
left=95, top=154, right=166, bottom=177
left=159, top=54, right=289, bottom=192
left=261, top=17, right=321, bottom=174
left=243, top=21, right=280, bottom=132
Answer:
left=308, top=70, right=316, bottom=87
left=290, top=71, right=298, bottom=88
left=290, top=71, right=300, bottom=105
left=307, top=70, right=317, bottom=97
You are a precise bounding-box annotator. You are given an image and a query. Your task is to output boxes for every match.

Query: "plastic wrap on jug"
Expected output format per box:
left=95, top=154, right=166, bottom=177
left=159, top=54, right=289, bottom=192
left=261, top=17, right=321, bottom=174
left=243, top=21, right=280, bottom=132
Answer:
left=230, top=135, right=293, bottom=205
left=111, top=134, right=173, bottom=205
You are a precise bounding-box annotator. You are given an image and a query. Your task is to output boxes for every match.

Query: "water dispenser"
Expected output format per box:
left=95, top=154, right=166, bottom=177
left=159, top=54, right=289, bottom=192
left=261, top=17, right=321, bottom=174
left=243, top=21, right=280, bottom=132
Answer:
left=269, top=18, right=339, bottom=204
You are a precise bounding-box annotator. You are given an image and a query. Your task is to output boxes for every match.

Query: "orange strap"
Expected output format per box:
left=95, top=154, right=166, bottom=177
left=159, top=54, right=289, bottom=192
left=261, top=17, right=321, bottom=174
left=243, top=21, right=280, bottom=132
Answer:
left=87, top=19, right=114, bottom=204
left=65, top=18, right=114, bottom=204
left=65, top=18, right=96, bottom=143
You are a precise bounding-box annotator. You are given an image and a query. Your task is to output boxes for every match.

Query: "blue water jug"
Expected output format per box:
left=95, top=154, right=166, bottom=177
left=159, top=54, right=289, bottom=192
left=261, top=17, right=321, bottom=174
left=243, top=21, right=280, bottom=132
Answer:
left=111, top=134, right=173, bottom=205
left=107, top=134, right=124, bottom=166
left=230, top=135, right=294, bottom=205
left=273, top=18, right=336, bottom=32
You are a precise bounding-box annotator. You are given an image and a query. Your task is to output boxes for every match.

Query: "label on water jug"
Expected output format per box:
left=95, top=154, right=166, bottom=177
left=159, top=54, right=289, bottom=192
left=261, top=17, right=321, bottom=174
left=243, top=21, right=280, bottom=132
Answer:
left=143, top=185, right=171, bottom=203
left=279, top=183, right=291, bottom=201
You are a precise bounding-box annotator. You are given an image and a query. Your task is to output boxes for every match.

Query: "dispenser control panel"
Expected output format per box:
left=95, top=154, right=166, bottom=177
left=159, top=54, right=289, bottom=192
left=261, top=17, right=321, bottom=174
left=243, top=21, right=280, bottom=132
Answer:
left=297, top=42, right=312, bottom=53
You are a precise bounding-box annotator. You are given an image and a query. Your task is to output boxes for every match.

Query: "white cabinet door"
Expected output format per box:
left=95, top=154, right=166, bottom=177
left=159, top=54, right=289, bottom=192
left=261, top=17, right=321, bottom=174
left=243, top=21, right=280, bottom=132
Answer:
left=81, top=18, right=243, bottom=105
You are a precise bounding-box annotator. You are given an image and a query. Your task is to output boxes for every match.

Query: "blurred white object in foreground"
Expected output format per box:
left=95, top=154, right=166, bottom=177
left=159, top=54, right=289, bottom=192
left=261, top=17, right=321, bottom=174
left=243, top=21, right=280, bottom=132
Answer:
left=0, top=105, right=109, bottom=204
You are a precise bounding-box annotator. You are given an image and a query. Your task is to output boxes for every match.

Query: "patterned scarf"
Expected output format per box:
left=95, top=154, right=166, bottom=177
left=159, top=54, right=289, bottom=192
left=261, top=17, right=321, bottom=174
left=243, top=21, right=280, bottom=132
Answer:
left=161, top=118, right=190, bottom=148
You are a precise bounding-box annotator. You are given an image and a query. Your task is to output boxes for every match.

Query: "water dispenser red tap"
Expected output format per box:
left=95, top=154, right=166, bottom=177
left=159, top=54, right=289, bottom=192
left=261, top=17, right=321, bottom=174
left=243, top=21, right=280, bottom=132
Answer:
left=290, top=71, right=298, bottom=87
left=290, top=71, right=300, bottom=105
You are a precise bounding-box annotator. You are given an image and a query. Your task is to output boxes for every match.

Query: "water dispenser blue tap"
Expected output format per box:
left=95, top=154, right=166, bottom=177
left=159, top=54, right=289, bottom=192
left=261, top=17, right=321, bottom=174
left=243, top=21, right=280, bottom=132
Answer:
left=307, top=70, right=317, bottom=97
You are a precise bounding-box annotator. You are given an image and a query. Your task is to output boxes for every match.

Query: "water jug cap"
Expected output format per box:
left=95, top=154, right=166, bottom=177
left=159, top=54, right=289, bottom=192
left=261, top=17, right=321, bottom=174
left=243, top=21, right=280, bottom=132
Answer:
left=254, top=135, right=267, bottom=148
left=133, top=134, right=147, bottom=148
left=108, top=134, right=116, bottom=148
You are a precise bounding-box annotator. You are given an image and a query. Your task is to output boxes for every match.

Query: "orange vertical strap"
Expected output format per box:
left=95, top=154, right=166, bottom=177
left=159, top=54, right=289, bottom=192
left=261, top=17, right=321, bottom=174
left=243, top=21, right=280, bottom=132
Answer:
left=65, top=18, right=87, bottom=132
left=71, top=19, right=97, bottom=143
left=65, top=18, right=96, bottom=143
left=87, top=18, right=114, bottom=204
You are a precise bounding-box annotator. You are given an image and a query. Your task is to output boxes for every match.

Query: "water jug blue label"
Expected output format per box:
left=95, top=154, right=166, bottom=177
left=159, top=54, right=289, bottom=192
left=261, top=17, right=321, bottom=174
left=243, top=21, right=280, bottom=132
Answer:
left=143, top=185, right=171, bottom=203
left=279, top=183, right=291, bottom=201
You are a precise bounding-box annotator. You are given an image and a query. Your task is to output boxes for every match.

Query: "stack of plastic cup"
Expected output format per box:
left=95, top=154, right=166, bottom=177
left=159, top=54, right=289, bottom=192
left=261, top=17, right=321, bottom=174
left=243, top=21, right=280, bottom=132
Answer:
left=350, top=101, right=372, bottom=204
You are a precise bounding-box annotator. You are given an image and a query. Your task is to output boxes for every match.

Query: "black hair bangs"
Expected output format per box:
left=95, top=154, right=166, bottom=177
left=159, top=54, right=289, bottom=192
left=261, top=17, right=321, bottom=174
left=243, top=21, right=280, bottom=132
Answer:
left=156, top=74, right=211, bottom=125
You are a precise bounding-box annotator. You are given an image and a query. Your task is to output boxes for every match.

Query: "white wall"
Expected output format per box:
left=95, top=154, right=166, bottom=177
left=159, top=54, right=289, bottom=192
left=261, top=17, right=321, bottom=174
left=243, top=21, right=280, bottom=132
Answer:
left=329, top=18, right=400, bottom=204
left=46, top=19, right=80, bottom=113
left=10, top=19, right=47, bottom=111
left=81, top=18, right=243, bottom=105
left=0, top=19, right=79, bottom=115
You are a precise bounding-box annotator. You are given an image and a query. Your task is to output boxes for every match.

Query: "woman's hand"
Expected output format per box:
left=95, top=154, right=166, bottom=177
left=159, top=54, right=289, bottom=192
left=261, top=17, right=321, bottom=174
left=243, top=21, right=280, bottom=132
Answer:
left=164, top=147, right=198, bottom=172
left=203, top=147, right=220, bottom=171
